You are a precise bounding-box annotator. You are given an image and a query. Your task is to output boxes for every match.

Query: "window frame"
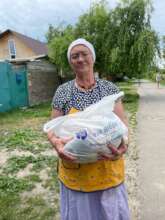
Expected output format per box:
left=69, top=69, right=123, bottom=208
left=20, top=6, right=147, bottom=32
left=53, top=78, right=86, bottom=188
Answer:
left=8, top=39, right=16, bottom=59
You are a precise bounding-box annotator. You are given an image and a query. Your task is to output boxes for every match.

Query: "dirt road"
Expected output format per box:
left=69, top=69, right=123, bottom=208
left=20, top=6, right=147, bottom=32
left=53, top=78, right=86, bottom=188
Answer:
left=137, top=81, right=165, bottom=220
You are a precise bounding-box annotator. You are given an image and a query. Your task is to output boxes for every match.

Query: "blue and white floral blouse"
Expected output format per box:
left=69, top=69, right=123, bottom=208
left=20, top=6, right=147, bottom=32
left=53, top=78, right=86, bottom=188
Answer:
left=52, top=78, right=120, bottom=115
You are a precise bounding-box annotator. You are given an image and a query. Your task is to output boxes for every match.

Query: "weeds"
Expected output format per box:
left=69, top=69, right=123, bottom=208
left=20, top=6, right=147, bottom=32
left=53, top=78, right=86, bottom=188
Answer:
left=0, top=175, right=34, bottom=195
left=1, top=128, right=51, bottom=153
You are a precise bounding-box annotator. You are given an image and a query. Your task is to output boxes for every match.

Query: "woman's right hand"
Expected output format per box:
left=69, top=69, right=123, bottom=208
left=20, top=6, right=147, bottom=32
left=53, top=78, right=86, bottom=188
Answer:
left=47, top=131, right=76, bottom=162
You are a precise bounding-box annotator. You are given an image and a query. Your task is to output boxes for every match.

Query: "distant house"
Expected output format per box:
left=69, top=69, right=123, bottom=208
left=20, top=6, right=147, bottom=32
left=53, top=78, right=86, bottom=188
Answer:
left=0, top=30, right=61, bottom=112
left=0, top=29, right=48, bottom=60
left=0, top=57, right=61, bottom=112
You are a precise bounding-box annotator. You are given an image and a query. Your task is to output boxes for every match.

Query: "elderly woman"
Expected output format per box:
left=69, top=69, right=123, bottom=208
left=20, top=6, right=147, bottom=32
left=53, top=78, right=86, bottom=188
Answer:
left=48, top=38, right=130, bottom=220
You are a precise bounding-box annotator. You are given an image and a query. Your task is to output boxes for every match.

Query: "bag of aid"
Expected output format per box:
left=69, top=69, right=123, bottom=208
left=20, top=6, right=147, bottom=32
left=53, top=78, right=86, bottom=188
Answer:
left=43, top=92, right=128, bottom=163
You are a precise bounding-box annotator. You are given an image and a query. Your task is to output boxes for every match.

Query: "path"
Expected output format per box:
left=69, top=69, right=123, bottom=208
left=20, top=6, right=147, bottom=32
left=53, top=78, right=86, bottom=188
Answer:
left=136, top=81, right=165, bottom=220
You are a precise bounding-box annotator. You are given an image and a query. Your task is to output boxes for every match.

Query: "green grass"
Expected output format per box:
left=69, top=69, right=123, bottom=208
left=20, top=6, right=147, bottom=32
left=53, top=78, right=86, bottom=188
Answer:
left=0, top=102, right=60, bottom=219
left=43, top=164, right=59, bottom=193
left=30, top=155, right=58, bottom=173
left=0, top=155, right=59, bottom=220
left=117, top=81, right=139, bottom=128
left=5, top=154, right=60, bottom=193
left=19, top=196, right=57, bottom=220
left=146, top=72, right=165, bottom=87
left=161, top=78, right=165, bottom=86
left=0, top=128, right=51, bottom=153
left=3, top=155, right=36, bottom=174
left=24, top=174, right=42, bottom=183
left=0, top=194, right=57, bottom=220
left=0, top=102, right=51, bottom=125
left=0, top=175, right=34, bottom=195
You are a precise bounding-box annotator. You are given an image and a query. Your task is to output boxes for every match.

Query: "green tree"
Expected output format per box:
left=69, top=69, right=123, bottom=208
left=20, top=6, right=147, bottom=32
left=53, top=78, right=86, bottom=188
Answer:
left=48, top=25, right=75, bottom=75
left=46, top=24, right=59, bottom=43
left=103, top=0, right=159, bottom=80
left=75, top=0, right=159, bottom=79
left=74, top=0, right=109, bottom=75
left=163, top=36, right=165, bottom=60
left=47, top=0, right=159, bottom=80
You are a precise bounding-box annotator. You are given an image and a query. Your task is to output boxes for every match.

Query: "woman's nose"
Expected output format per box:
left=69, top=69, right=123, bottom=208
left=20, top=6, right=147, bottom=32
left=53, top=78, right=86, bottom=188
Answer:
left=77, top=55, right=84, bottom=62
left=77, top=54, right=84, bottom=62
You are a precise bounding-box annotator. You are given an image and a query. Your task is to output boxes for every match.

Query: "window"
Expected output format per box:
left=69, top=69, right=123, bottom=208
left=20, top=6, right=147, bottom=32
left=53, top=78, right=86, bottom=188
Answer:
left=8, top=40, right=16, bottom=59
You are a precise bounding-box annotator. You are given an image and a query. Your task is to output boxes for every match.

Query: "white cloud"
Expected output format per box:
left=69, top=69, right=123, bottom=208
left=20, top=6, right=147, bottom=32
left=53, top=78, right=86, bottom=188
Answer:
left=151, top=0, right=165, bottom=36
left=0, top=0, right=92, bottom=40
left=0, top=0, right=164, bottom=42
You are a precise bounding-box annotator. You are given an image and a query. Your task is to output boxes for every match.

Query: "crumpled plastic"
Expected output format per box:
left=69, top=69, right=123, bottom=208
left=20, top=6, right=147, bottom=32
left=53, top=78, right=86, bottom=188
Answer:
left=43, top=91, right=128, bottom=163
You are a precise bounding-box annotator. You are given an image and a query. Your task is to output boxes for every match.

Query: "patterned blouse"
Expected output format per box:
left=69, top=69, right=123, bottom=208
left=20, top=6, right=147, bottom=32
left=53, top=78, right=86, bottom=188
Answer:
left=52, top=78, right=120, bottom=114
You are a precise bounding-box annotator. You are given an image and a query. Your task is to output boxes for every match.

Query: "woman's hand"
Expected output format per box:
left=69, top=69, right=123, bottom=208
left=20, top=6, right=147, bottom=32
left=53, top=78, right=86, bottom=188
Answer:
left=98, top=141, right=128, bottom=161
left=47, top=131, right=76, bottom=162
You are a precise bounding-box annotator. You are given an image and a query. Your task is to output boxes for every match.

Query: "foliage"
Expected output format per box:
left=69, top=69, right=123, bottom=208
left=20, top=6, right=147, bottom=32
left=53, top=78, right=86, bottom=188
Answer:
left=46, top=0, right=159, bottom=80
left=74, top=0, right=109, bottom=75
left=0, top=101, right=51, bottom=125
left=0, top=128, right=50, bottom=153
left=0, top=175, right=34, bottom=195
left=162, top=35, right=165, bottom=62
left=104, top=0, right=159, bottom=79
left=48, top=25, right=75, bottom=75
left=0, top=193, right=57, bottom=220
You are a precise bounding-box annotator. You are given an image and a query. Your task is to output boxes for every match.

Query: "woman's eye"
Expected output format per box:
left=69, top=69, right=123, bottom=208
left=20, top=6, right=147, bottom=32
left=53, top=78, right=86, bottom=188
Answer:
left=71, top=52, right=89, bottom=59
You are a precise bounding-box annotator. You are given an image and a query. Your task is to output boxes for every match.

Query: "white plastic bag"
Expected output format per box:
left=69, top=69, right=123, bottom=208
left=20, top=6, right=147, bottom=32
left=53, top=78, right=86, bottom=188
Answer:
left=43, top=92, right=128, bottom=163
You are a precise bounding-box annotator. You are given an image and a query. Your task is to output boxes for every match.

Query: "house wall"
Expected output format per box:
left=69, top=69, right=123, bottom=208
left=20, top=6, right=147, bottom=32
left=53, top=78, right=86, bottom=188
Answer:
left=0, top=33, right=36, bottom=60
left=27, top=60, right=60, bottom=105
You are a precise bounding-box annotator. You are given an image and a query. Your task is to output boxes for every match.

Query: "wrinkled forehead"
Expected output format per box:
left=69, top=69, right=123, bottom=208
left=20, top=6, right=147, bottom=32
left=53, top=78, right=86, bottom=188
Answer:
left=70, top=44, right=91, bottom=55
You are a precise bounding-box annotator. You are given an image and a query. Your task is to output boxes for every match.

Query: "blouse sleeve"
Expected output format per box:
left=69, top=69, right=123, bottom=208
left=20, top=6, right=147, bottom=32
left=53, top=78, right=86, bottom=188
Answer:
left=109, top=82, right=120, bottom=94
left=108, top=82, right=124, bottom=102
left=51, top=85, right=66, bottom=112
left=103, top=80, right=120, bottom=95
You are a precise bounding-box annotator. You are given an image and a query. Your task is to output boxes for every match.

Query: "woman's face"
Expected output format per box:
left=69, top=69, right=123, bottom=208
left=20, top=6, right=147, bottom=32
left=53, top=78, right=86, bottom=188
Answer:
left=70, top=45, right=94, bottom=75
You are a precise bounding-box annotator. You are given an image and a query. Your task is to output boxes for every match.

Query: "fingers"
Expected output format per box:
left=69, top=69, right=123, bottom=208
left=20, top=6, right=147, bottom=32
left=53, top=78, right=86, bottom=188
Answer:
left=51, top=140, right=76, bottom=162
left=98, top=153, right=120, bottom=161
left=118, top=144, right=128, bottom=154
left=47, top=131, right=58, bottom=143
left=98, top=142, right=128, bottom=161
left=47, top=130, right=54, bottom=139
left=47, top=131, right=63, bottom=155
left=47, top=131, right=76, bottom=162
left=61, top=136, right=73, bottom=144
left=58, top=150, right=77, bottom=162
left=47, top=131, right=63, bottom=147
left=47, top=132, right=72, bottom=145
left=107, top=143, right=128, bottom=156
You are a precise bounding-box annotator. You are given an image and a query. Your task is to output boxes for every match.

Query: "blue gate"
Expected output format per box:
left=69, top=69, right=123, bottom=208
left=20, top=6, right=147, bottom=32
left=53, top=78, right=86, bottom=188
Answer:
left=0, top=62, right=29, bottom=112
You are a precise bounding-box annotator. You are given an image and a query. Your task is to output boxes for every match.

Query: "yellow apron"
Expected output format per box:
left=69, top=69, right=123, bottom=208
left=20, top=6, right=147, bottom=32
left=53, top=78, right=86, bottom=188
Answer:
left=58, top=107, right=125, bottom=192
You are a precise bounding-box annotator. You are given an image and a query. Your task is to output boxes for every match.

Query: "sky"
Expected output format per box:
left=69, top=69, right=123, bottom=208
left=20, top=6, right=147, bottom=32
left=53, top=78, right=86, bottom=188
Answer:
left=0, top=0, right=164, bottom=42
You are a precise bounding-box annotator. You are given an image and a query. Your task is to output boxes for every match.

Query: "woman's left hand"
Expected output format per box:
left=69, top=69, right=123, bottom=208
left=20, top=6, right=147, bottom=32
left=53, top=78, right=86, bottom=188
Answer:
left=98, top=142, right=128, bottom=161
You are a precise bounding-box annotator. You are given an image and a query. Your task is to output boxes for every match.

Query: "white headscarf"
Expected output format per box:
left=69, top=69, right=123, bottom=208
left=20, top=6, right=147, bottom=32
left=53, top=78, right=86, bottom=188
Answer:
left=67, top=38, right=96, bottom=63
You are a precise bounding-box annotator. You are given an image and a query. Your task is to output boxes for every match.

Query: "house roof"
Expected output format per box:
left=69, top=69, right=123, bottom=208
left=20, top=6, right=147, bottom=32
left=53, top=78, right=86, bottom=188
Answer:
left=0, top=29, right=48, bottom=55
left=7, top=54, right=48, bottom=64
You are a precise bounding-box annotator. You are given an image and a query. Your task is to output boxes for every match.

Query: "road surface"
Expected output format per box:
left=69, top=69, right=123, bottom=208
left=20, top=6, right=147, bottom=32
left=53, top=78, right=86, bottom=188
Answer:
left=137, top=81, right=165, bottom=220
